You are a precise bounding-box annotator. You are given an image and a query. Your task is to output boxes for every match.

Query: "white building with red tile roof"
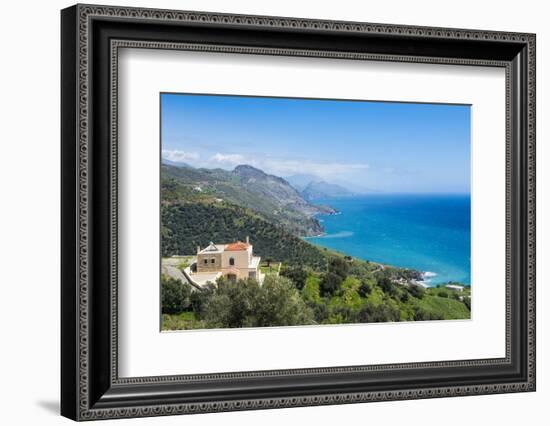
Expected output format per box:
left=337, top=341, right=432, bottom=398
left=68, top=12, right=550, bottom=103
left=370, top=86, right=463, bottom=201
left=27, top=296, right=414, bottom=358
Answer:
left=189, top=236, right=262, bottom=286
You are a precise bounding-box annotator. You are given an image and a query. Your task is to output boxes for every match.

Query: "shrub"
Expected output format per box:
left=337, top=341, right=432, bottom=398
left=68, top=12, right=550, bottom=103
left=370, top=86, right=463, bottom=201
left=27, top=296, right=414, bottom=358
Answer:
left=309, top=301, right=329, bottom=323
left=302, top=275, right=321, bottom=303
left=358, top=302, right=401, bottom=323
left=327, top=305, right=358, bottom=324
left=407, top=285, right=425, bottom=299
left=202, top=275, right=314, bottom=328
left=413, top=307, right=444, bottom=321
left=378, top=277, right=397, bottom=296
left=328, top=257, right=349, bottom=280
left=203, top=277, right=261, bottom=328
left=358, top=279, right=373, bottom=297
left=189, top=283, right=215, bottom=318
left=255, top=275, right=314, bottom=327
left=280, top=265, right=308, bottom=290
left=319, top=272, right=343, bottom=297
left=161, top=275, right=191, bottom=314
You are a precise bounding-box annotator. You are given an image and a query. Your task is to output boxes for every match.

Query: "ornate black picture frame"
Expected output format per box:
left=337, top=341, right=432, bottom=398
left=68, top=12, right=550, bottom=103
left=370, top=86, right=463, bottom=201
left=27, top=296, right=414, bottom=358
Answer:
left=61, top=4, right=536, bottom=421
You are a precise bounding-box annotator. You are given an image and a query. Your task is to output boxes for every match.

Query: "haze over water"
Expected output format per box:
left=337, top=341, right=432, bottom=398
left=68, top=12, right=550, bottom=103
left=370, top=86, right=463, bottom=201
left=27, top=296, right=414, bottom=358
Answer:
left=307, top=194, right=471, bottom=285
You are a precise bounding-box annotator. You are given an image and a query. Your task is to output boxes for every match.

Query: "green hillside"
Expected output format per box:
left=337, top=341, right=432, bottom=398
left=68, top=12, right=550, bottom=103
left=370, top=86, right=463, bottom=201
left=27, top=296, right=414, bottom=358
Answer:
left=161, top=201, right=329, bottom=269
left=413, top=295, right=470, bottom=320
left=160, top=166, right=471, bottom=330
left=162, top=164, right=331, bottom=236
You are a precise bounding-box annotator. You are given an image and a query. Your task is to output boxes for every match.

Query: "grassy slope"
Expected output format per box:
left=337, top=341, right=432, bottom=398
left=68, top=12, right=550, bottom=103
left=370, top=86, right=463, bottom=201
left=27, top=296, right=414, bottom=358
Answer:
left=413, top=295, right=470, bottom=320
left=162, top=312, right=204, bottom=331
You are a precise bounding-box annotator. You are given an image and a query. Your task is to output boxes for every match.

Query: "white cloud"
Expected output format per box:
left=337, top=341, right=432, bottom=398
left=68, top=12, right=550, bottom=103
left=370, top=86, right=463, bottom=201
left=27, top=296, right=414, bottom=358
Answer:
left=205, top=152, right=368, bottom=180
left=162, top=149, right=200, bottom=163
left=158, top=143, right=370, bottom=179
left=210, top=153, right=246, bottom=165
left=261, top=159, right=369, bottom=179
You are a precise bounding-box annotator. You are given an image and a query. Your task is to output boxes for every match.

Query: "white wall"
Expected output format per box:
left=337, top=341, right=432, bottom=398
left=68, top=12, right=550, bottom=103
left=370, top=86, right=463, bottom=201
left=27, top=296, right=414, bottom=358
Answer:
left=0, top=0, right=547, bottom=425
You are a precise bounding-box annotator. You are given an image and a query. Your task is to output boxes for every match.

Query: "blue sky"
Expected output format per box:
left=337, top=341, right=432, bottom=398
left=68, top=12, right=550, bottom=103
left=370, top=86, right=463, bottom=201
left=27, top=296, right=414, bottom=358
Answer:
left=161, top=93, right=471, bottom=193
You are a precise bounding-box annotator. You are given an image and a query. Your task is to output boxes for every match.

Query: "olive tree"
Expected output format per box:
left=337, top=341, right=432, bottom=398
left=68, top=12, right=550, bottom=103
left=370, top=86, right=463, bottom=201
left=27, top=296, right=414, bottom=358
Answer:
left=202, top=275, right=314, bottom=328
left=161, top=275, right=191, bottom=314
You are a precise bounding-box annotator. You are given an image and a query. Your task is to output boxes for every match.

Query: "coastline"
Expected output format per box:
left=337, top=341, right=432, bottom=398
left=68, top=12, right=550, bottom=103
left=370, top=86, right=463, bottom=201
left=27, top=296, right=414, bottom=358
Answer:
left=305, top=195, right=471, bottom=287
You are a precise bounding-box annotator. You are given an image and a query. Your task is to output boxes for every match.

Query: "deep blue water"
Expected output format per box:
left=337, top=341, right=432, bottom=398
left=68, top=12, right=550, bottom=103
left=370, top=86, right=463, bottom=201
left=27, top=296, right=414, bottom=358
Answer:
left=307, top=194, right=471, bottom=285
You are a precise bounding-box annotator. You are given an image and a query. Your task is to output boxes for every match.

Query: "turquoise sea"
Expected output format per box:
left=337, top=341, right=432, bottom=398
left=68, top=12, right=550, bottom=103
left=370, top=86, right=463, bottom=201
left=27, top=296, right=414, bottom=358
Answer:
left=307, top=194, right=471, bottom=285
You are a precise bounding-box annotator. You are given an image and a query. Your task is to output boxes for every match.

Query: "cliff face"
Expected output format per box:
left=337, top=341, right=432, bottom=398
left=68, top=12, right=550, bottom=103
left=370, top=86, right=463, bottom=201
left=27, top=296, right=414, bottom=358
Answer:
left=232, top=165, right=334, bottom=217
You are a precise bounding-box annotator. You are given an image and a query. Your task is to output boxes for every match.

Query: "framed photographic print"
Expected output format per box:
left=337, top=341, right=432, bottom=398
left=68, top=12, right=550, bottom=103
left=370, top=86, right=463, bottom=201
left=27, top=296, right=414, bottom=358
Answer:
left=61, top=4, right=536, bottom=421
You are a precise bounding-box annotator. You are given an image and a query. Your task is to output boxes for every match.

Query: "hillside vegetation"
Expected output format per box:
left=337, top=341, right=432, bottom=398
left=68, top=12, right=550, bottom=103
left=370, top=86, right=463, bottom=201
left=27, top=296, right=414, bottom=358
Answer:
left=162, top=259, right=471, bottom=330
left=161, top=201, right=329, bottom=269
left=160, top=164, right=471, bottom=330
left=162, top=164, right=334, bottom=236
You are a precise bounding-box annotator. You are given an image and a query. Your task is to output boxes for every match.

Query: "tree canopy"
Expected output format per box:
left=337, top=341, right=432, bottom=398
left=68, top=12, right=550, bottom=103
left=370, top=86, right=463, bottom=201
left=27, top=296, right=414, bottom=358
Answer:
left=201, top=275, right=314, bottom=328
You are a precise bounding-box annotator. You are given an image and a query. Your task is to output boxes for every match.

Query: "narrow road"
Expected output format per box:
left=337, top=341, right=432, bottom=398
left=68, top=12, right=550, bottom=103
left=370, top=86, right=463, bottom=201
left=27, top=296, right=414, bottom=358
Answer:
left=371, top=263, right=386, bottom=274
left=161, top=265, right=201, bottom=290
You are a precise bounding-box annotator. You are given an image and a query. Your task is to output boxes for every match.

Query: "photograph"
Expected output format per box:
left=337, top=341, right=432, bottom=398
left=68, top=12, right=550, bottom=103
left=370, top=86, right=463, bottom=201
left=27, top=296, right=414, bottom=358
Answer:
left=160, top=93, right=472, bottom=330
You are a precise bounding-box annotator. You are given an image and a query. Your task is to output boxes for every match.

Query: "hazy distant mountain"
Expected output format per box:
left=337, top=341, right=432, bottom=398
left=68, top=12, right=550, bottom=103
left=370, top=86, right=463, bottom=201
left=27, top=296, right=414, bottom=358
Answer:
left=232, top=165, right=333, bottom=217
left=301, top=180, right=355, bottom=200
left=287, top=173, right=364, bottom=199
left=162, top=158, right=194, bottom=168
left=285, top=174, right=321, bottom=192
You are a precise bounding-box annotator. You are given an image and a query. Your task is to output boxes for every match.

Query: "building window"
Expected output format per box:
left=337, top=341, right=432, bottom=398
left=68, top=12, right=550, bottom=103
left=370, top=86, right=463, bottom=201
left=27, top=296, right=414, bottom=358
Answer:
left=203, top=259, right=208, bottom=265
left=248, top=271, right=256, bottom=279
left=210, top=258, right=215, bottom=264
left=229, top=257, right=235, bottom=266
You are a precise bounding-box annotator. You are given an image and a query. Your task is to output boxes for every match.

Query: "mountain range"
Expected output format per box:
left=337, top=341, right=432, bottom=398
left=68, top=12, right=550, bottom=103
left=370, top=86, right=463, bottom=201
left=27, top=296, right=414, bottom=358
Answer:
left=301, top=180, right=355, bottom=200
left=161, top=158, right=193, bottom=168
left=161, top=163, right=336, bottom=237
left=284, top=174, right=319, bottom=192
left=285, top=174, right=356, bottom=200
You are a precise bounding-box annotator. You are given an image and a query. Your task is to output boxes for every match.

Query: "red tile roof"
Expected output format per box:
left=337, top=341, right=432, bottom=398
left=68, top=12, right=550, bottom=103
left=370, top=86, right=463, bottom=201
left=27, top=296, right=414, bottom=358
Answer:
left=225, top=241, right=250, bottom=251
